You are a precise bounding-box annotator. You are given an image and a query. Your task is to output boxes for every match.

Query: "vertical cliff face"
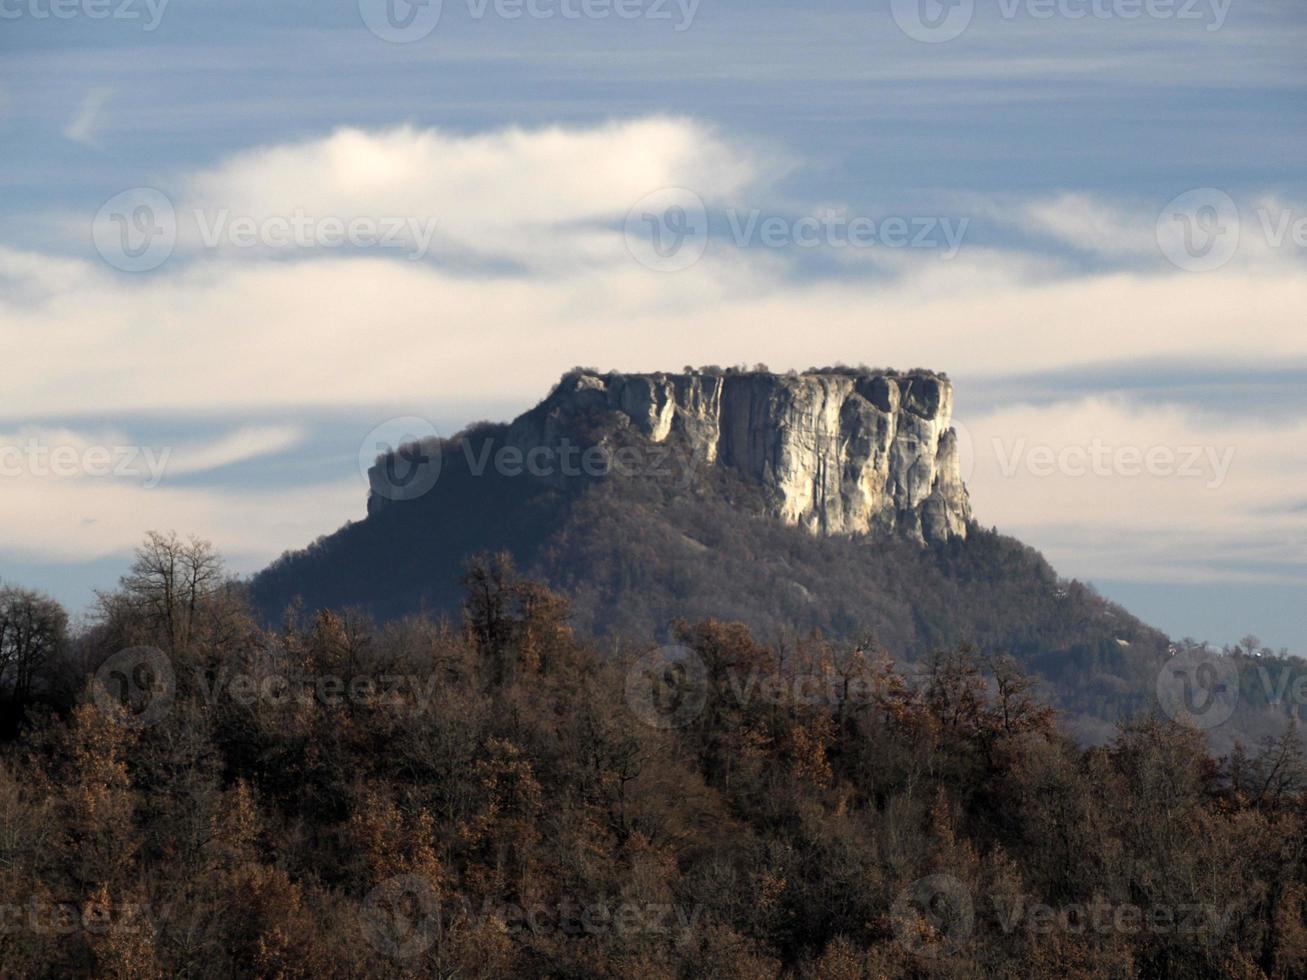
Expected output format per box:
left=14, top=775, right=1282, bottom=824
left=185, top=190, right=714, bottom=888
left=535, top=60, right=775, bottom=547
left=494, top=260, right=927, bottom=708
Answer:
left=504, top=368, right=972, bottom=544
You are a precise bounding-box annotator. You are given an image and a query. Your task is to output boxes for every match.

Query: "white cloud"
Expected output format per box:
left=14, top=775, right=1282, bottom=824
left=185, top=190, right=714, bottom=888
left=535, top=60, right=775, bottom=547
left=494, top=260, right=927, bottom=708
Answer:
left=63, top=88, right=113, bottom=147
left=960, top=397, right=1307, bottom=584
left=5, top=117, right=1306, bottom=587
left=179, top=118, right=763, bottom=267
left=0, top=424, right=346, bottom=563
left=3, top=242, right=1302, bottom=417
left=1010, top=190, right=1306, bottom=270
left=1019, top=193, right=1159, bottom=258
left=0, top=473, right=359, bottom=566
left=165, top=425, right=305, bottom=476
left=0, top=423, right=307, bottom=486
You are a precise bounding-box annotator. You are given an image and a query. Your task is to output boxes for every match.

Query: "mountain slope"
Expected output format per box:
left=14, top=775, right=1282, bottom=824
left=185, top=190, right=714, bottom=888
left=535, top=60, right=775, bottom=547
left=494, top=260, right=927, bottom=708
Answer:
left=250, top=367, right=1189, bottom=742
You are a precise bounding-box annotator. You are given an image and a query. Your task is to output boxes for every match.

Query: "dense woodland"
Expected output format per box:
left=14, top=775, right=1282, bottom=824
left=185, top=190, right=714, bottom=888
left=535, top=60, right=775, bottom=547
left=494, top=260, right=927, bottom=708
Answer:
left=2, top=533, right=1306, bottom=978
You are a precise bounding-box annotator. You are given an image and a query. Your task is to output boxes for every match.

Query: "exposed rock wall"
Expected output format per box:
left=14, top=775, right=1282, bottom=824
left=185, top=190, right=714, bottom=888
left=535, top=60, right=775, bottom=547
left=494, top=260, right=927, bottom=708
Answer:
left=506, top=368, right=972, bottom=544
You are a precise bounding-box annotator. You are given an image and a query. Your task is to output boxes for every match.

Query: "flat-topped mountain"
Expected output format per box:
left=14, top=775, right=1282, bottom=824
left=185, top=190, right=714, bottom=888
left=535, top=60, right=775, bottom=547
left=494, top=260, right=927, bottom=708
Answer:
left=482, top=368, right=972, bottom=544
left=253, top=366, right=1173, bottom=742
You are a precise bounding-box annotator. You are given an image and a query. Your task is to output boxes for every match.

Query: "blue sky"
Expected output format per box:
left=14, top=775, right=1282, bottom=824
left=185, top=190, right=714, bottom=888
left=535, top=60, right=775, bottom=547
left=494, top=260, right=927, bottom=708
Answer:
left=1, top=0, right=1304, bottom=650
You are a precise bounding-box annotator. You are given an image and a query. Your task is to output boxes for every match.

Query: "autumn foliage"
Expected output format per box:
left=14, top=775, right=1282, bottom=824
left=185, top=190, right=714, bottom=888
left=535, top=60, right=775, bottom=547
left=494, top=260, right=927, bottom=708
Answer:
left=0, top=536, right=1304, bottom=978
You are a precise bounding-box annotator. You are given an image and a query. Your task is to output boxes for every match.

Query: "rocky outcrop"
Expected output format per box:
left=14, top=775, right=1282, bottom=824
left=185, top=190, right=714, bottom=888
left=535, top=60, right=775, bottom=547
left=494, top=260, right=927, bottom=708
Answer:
left=505, top=368, right=972, bottom=544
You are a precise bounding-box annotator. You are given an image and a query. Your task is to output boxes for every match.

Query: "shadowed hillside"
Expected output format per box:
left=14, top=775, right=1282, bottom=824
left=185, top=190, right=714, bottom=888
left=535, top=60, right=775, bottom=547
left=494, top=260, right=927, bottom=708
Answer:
left=250, top=370, right=1187, bottom=744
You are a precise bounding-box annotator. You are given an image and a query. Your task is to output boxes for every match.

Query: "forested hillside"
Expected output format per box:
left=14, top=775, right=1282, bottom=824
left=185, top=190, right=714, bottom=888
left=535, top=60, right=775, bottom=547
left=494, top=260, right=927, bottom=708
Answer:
left=252, top=421, right=1178, bottom=744
left=2, top=536, right=1306, bottom=977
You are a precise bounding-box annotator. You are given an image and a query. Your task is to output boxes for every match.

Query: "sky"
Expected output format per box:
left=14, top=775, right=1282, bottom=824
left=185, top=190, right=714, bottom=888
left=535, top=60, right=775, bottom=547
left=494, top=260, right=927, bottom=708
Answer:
left=1, top=0, right=1304, bottom=651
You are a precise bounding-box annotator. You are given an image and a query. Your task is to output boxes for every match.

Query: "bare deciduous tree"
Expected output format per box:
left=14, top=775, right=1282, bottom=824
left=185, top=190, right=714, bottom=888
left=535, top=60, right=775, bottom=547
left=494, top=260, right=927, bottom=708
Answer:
left=98, top=531, right=224, bottom=656
left=0, top=584, right=67, bottom=708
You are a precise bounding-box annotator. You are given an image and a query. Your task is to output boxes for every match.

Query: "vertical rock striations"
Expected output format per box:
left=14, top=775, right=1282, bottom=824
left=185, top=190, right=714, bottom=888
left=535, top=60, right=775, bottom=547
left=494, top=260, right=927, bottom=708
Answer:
left=503, top=368, right=972, bottom=544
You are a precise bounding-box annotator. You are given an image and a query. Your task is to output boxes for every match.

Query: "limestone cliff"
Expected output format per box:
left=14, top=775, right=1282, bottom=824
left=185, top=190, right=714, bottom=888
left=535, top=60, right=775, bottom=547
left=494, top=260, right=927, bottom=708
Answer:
left=502, top=368, right=972, bottom=544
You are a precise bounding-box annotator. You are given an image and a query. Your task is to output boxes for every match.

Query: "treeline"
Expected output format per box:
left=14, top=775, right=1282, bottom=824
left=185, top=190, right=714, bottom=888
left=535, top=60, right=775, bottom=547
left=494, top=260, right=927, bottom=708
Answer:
left=1, top=533, right=1306, bottom=977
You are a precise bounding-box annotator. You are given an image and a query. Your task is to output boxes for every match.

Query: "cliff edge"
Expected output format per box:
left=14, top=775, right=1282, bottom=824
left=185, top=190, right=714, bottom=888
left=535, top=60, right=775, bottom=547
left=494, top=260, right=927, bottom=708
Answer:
left=370, top=367, right=972, bottom=545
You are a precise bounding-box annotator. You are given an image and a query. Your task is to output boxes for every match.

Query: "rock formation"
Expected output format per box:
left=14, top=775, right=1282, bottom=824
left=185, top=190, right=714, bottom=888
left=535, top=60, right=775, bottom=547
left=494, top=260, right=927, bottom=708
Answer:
left=503, top=367, right=972, bottom=544
left=367, top=367, right=972, bottom=544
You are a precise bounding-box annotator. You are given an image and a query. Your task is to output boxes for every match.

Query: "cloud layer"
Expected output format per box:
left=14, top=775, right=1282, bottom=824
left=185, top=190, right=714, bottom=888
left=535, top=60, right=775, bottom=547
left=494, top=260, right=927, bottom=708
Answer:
left=3, top=116, right=1305, bottom=604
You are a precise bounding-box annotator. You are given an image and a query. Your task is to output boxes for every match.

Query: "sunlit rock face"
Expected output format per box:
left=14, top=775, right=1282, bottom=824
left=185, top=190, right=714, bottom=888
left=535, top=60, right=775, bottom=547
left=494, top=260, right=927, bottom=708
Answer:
left=504, top=367, right=973, bottom=544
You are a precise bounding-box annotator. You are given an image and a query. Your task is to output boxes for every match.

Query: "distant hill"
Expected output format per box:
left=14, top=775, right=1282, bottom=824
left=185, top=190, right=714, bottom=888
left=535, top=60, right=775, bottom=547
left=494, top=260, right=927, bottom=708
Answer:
left=249, top=368, right=1279, bottom=745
